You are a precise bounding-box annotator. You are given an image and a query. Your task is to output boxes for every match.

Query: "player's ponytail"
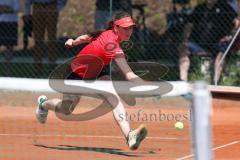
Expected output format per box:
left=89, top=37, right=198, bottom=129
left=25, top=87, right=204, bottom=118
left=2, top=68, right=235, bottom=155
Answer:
left=89, top=11, right=131, bottom=40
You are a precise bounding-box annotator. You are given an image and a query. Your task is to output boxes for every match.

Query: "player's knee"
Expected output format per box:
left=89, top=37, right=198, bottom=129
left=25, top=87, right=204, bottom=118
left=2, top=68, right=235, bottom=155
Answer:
left=180, top=57, right=190, bottom=65
left=56, top=100, right=75, bottom=115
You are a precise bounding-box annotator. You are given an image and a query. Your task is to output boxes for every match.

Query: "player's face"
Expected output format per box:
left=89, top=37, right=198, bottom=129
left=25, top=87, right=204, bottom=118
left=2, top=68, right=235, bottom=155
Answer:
left=116, top=26, right=133, bottom=41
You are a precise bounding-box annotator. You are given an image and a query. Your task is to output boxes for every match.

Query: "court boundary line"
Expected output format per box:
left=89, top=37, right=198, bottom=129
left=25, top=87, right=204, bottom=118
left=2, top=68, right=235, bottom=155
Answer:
left=176, top=140, right=239, bottom=160
left=0, top=133, right=187, bottom=140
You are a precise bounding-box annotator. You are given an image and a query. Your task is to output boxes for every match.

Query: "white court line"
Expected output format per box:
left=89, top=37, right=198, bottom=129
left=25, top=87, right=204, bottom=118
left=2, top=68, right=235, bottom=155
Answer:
left=176, top=140, right=239, bottom=160
left=0, top=133, right=179, bottom=140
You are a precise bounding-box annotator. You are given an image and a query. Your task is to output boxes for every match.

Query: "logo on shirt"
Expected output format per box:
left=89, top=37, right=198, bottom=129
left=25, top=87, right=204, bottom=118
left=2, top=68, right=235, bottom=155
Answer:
left=104, top=42, right=117, bottom=52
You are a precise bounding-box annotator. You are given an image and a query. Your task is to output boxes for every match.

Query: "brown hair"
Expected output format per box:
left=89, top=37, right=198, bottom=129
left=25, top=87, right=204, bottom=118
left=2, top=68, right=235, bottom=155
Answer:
left=89, top=11, right=131, bottom=40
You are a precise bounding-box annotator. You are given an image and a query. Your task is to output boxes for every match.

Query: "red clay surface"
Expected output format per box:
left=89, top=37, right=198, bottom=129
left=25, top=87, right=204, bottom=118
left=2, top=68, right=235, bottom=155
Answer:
left=0, top=93, right=239, bottom=160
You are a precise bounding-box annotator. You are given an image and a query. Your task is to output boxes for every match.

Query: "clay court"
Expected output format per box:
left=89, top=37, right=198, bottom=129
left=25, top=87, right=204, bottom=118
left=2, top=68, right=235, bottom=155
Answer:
left=0, top=88, right=239, bottom=160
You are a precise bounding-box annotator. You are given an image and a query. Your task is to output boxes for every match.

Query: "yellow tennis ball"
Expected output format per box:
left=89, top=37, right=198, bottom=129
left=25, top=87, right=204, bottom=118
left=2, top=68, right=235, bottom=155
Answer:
left=175, top=121, right=184, bottom=130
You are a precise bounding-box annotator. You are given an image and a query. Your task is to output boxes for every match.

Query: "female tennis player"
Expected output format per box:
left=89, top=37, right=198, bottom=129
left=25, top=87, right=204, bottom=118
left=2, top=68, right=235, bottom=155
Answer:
left=36, top=11, right=147, bottom=150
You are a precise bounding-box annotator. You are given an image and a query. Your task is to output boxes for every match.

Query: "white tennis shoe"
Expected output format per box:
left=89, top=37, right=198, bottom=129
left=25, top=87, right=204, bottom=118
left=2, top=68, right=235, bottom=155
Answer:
left=128, top=124, right=147, bottom=150
left=36, top=95, right=48, bottom=124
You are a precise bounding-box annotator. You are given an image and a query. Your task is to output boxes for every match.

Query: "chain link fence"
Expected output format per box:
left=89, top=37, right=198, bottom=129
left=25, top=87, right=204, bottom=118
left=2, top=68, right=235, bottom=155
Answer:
left=0, top=0, right=239, bottom=85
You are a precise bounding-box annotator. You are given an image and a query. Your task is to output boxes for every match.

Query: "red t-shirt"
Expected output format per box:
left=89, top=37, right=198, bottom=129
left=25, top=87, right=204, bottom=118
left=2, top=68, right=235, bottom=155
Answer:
left=71, top=30, right=125, bottom=79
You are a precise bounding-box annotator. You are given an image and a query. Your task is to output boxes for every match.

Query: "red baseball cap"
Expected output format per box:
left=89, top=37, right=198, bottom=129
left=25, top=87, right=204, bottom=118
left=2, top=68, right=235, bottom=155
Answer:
left=114, top=17, right=136, bottom=28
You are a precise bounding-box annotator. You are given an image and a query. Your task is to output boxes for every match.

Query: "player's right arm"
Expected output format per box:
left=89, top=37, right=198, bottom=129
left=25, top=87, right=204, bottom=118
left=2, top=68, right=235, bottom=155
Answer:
left=114, top=55, right=144, bottom=83
left=65, top=35, right=92, bottom=48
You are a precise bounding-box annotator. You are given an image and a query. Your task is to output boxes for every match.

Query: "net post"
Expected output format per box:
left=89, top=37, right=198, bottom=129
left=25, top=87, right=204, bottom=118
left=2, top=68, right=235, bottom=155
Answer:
left=191, top=81, right=213, bottom=160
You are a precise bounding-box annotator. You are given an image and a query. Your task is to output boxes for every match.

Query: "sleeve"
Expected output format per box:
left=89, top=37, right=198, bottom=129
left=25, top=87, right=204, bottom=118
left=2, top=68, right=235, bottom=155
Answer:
left=104, top=41, right=125, bottom=59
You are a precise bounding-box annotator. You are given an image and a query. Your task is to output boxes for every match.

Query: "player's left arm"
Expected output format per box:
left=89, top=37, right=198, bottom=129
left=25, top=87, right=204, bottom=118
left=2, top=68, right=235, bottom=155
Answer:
left=233, top=17, right=239, bottom=29
left=65, top=34, right=92, bottom=48
left=72, top=34, right=92, bottom=46
left=220, top=6, right=239, bottom=43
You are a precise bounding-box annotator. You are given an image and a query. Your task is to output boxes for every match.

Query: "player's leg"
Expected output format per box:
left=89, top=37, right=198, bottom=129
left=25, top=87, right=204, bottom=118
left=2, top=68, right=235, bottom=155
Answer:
left=213, top=41, right=230, bottom=84
left=127, top=124, right=147, bottom=150
left=57, top=94, right=80, bottom=114
left=180, top=42, right=208, bottom=81
left=36, top=67, right=86, bottom=124
left=42, top=94, right=80, bottom=113
left=106, top=94, right=131, bottom=138
left=104, top=94, right=147, bottom=150
left=179, top=43, right=190, bottom=81
left=36, top=94, right=80, bottom=124
left=214, top=52, right=224, bottom=83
